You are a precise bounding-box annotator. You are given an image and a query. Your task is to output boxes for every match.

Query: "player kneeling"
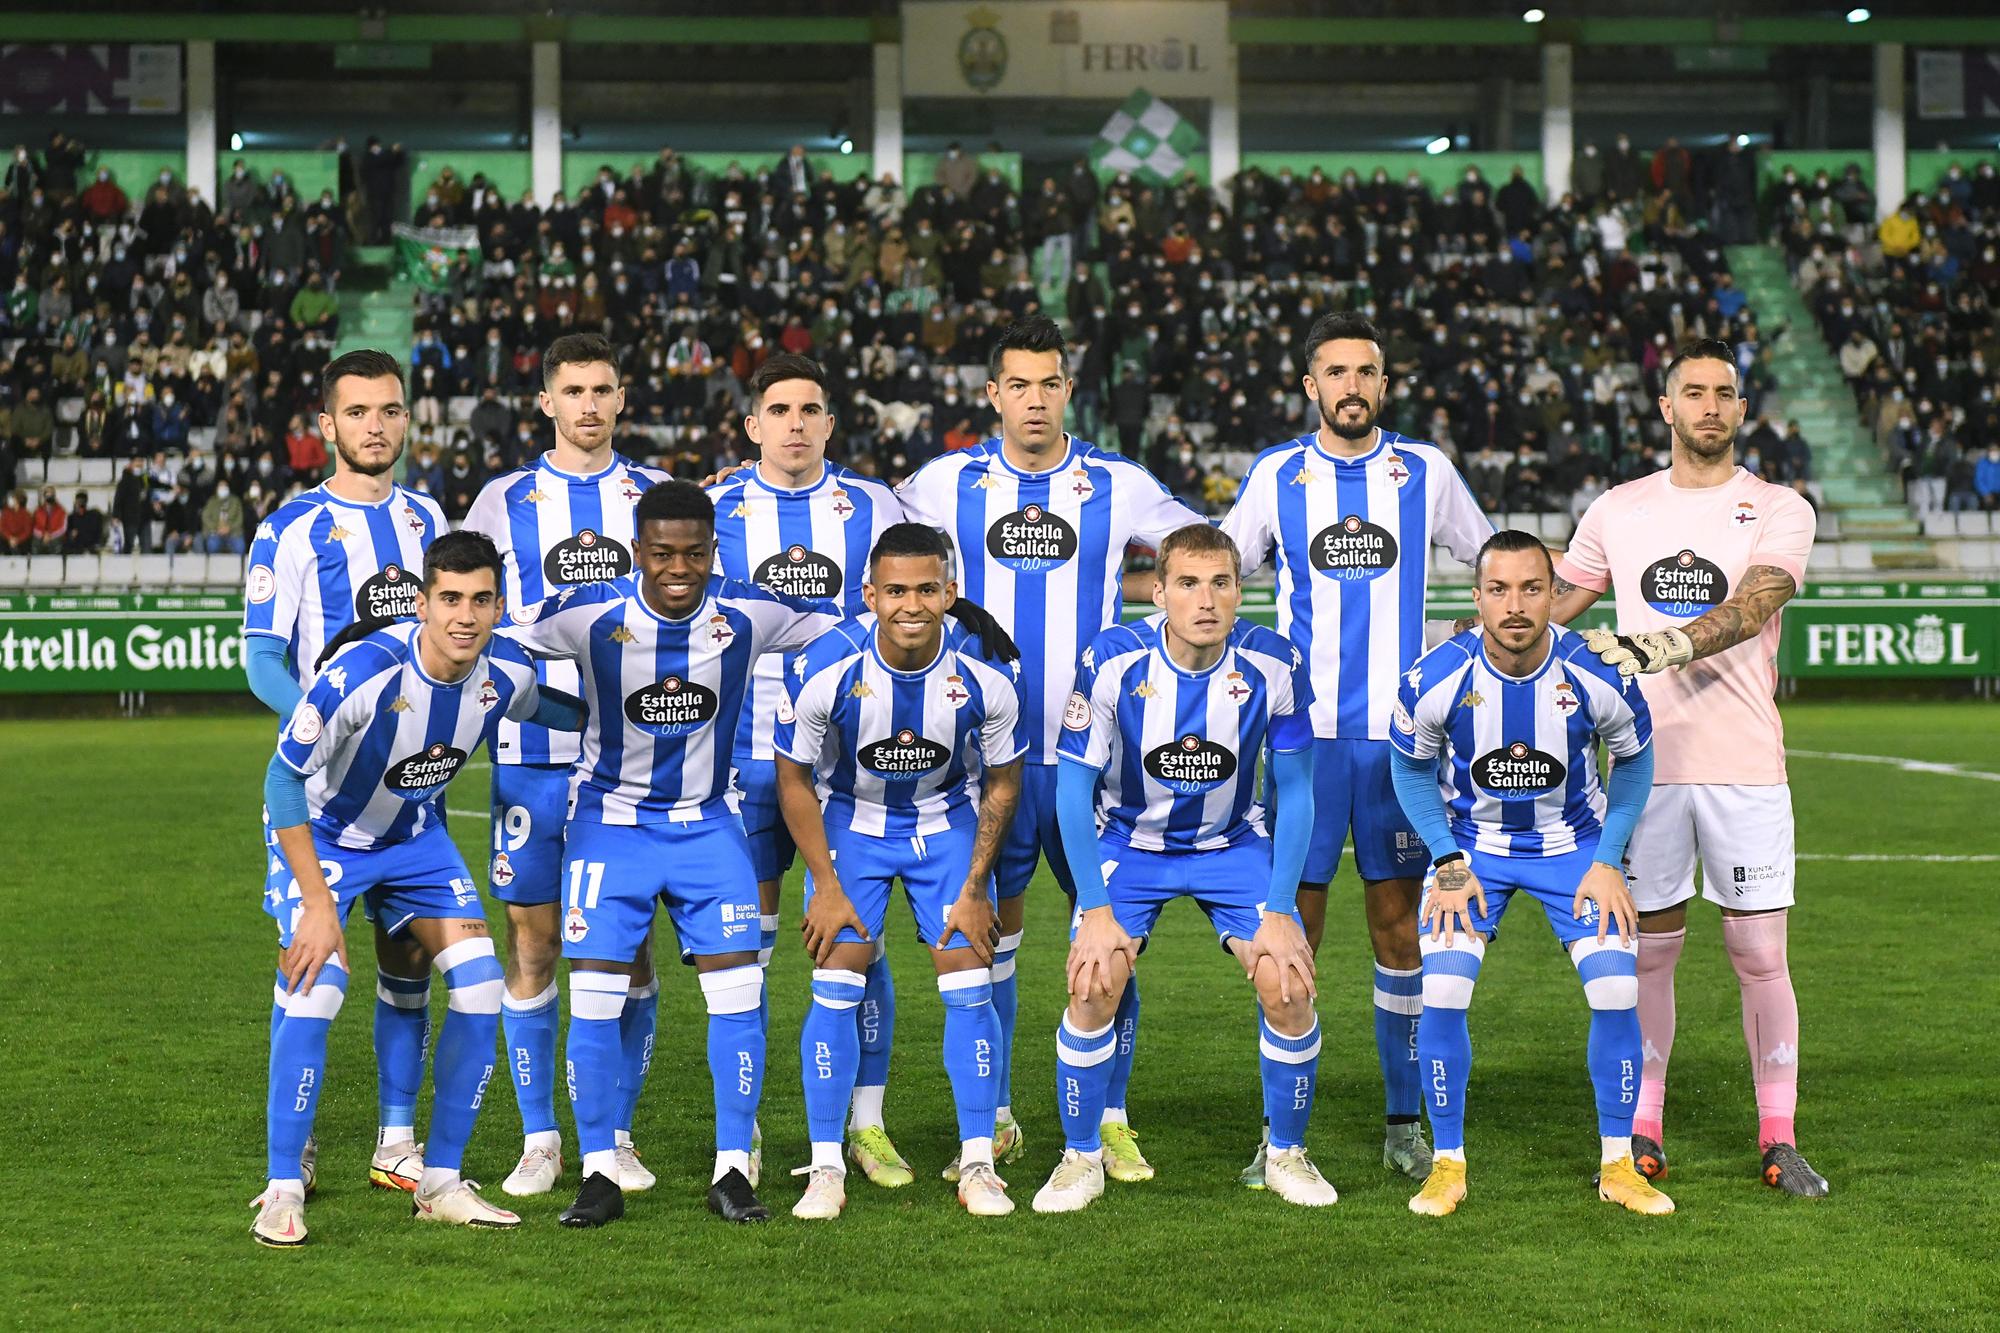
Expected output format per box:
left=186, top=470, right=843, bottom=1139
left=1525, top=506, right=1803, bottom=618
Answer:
left=251, top=532, right=585, bottom=1246
left=777, top=525, right=1025, bottom=1218
left=1032, top=525, right=1333, bottom=1213
left=1387, top=531, right=1670, bottom=1218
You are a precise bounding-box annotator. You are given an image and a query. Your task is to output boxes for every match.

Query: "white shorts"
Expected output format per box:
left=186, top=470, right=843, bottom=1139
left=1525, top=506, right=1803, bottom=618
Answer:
left=1626, top=783, right=1795, bottom=913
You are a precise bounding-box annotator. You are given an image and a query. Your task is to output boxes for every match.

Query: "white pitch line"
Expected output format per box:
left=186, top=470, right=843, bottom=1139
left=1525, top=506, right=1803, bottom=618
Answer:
left=1797, top=852, right=2000, bottom=863
left=1785, top=747, right=2000, bottom=783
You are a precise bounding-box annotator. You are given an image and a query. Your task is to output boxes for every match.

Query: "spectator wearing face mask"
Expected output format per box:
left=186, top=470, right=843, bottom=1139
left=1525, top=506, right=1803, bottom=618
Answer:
left=30, top=486, right=67, bottom=553
left=65, top=491, right=106, bottom=554
left=201, top=479, right=247, bottom=553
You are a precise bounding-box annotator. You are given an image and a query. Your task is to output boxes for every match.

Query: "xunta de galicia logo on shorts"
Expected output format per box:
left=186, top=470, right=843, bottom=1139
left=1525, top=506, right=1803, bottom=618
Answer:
left=624, top=674, right=720, bottom=738
left=1470, top=740, right=1566, bottom=800
left=386, top=741, right=469, bottom=797
left=544, top=527, right=633, bottom=584
left=754, top=544, right=840, bottom=599
left=859, top=727, right=950, bottom=776
left=1310, top=514, right=1398, bottom=581
left=1143, top=733, right=1238, bottom=794
left=1640, top=549, right=1728, bottom=618
left=987, top=503, right=1078, bottom=573
left=354, top=562, right=420, bottom=620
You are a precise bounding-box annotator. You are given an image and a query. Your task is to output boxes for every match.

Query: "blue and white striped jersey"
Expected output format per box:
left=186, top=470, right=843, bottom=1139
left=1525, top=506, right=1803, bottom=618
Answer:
left=506, top=574, right=843, bottom=826
left=776, top=617, right=1024, bottom=839
left=1220, top=431, right=1490, bottom=741
left=1058, top=613, right=1314, bottom=853
left=708, top=462, right=903, bottom=765
left=463, top=451, right=669, bottom=767
left=1389, top=627, right=1652, bottom=858
left=896, top=435, right=1203, bottom=766
left=275, top=622, right=541, bottom=851
left=244, top=483, right=447, bottom=685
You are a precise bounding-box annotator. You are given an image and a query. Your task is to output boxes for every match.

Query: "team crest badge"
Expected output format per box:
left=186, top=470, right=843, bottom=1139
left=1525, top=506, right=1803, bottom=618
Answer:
left=957, top=5, right=1007, bottom=92
left=1734, top=501, right=1758, bottom=525
left=1066, top=469, right=1095, bottom=502
left=477, top=679, right=499, bottom=709
left=609, top=625, right=637, bottom=644
left=1224, top=671, right=1251, bottom=705
left=324, top=523, right=353, bottom=543
left=830, top=490, right=855, bottom=521
left=564, top=907, right=589, bottom=943
left=619, top=478, right=644, bottom=502
left=707, top=614, right=734, bottom=645
left=1384, top=455, right=1410, bottom=486
left=1131, top=679, right=1158, bottom=700
left=490, top=853, right=515, bottom=888
left=1553, top=682, right=1578, bottom=715
left=403, top=505, right=425, bottom=533
left=388, top=695, right=413, bottom=713
left=943, top=674, right=970, bottom=708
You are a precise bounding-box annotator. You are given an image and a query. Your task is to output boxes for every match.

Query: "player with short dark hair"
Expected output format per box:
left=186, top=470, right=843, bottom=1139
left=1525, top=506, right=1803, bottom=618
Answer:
left=896, top=315, right=1205, bottom=1184
left=1553, top=338, right=1827, bottom=1197
left=508, top=480, right=848, bottom=1228
left=250, top=531, right=584, bottom=1246
left=241, top=347, right=450, bottom=1197
left=463, top=334, right=669, bottom=1199
left=1388, top=530, right=1669, bottom=1217
left=1031, top=525, right=1334, bottom=1212
left=777, top=522, right=1025, bottom=1219
left=708, top=352, right=909, bottom=1189
left=1221, top=311, right=1491, bottom=1186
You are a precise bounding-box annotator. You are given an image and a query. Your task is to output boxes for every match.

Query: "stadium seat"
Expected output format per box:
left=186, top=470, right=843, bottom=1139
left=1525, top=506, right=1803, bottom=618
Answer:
left=1807, top=543, right=1840, bottom=573
left=202, top=553, right=246, bottom=586
left=1962, top=539, right=2000, bottom=571
left=25, top=555, right=67, bottom=588
left=1817, top=511, right=1842, bottom=541
left=96, top=554, right=137, bottom=587
left=1963, top=512, right=1995, bottom=537
left=46, top=457, right=82, bottom=487
left=65, top=554, right=102, bottom=587
left=1921, top=512, right=1952, bottom=537
left=1837, top=543, right=1875, bottom=571
left=57, top=396, right=83, bottom=424
left=78, top=459, right=114, bottom=487
left=0, top=554, right=25, bottom=587
left=134, top=554, right=177, bottom=587
left=189, top=427, right=217, bottom=450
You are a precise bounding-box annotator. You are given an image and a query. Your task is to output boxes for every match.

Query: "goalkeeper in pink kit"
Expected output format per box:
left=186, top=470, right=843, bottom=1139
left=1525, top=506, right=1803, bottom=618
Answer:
left=1553, top=339, right=1828, bottom=1197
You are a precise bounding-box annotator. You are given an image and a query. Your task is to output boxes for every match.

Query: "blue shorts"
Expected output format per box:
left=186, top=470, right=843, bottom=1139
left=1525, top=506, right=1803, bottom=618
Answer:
left=996, top=762, right=1075, bottom=902
left=263, top=821, right=484, bottom=948
left=1418, top=844, right=1607, bottom=948
left=561, top=817, right=761, bottom=964
left=812, top=821, right=986, bottom=950
left=487, top=762, right=570, bottom=907
left=734, top=757, right=797, bottom=884
left=1073, top=837, right=1294, bottom=950
left=1276, top=737, right=1428, bottom=885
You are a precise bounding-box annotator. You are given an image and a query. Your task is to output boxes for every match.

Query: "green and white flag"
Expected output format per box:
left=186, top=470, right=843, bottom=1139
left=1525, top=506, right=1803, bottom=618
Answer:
left=392, top=222, right=478, bottom=293
left=1090, top=89, right=1204, bottom=185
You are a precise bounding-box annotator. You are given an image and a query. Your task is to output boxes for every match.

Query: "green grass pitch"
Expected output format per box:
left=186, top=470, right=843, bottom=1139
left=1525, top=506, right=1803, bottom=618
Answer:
left=1, top=701, right=1994, bottom=1329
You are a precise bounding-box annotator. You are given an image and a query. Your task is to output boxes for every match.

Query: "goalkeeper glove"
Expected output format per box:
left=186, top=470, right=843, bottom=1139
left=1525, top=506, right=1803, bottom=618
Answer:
left=1582, top=626, right=1693, bottom=677
left=946, top=596, right=1021, bottom=665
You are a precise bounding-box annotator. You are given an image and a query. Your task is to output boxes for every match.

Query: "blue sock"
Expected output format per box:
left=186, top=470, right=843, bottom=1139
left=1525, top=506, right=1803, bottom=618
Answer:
left=1416, top=937, right=1484, bottom=1153
left=566, top=972, right=630, bottom=1163
left=1104, top=975, right=1140, bottom=1114
left=374, top=969, right=430, bottom=1130
left=1054, top=1013, right=1117, bottom=1152
left=992, top=928, right=1022, bottom=1109
left=617, top=978, right=659, bottom=1134
left=1259, top=1016, right=1322, bottom=1150
left=801, top=968, right=864, bottom=1146
left=757, top=913, right=779, bottom=1040
left=939, top=969, right=1000, bottom=1144
left=1575, top=940, right=1643, bottom=1137
left=1374, top=964, right=1423, bottom=1121
left=856, top=943, right=896, bottom=1096
left=701, top=965, right=765, bottom=1156
left=266, top=962, right=347, bottom=1179
left=428, top=941, right=504, bottom=1172
left=500, top=982, right=560, bottom=1137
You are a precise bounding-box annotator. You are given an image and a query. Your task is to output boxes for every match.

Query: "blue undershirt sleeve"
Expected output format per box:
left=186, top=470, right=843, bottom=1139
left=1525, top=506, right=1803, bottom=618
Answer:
left=530, top=686, right=585, bottom=732
left=264, top=752, right=311, bottom=829
left=1389, top=747, right=1461, bottom=864
left=246, top=636, right=303, bottom=718
left=1265, top=746, right=1315, bottom=917
left=1056, top=756, right=1110, bottom=913
left=1593, top=743, right=1655, bottom=868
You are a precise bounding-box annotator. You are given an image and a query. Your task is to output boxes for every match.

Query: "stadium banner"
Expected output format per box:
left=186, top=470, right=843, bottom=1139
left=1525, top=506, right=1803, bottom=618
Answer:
left=0, top=44, right=182, bottom=115
left=0, top=592, right=244, bottom=694
left=1915, top=49, right=2000, bottom=120
left=901, top=1, right=1231, bottom=100
left=392, top=223, right=481, bottom=292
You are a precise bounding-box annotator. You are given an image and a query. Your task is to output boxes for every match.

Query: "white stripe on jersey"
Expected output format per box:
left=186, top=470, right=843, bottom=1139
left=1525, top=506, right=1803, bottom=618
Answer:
left=464, top=451, right=668, bottom=767
left=1221, top=431, right=1489, bottom=741
left=896, top=435, right=1202, bottom=766
left=1391, top=627, right=1651, bottom=858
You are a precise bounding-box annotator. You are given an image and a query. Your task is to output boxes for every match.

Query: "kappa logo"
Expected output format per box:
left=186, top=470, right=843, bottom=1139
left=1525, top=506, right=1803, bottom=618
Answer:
left=848, top=681, right=875, bottom=699
left=323, top=667, right=349, bottom=697
left=1130, top=679, right=1158, bottom=700
left=732, top=502, right=754, bottom=518
left=974, top=473, right=1002, bottom=490
left=1460, top=689, right=1484, bottom=708
left=523, top=487, right=549, bottom=504
left=387, top=695, right=413, bottom=713
left=1765, top=1041, right=1799, bottom=1066
left=609, top=625, right=637, bottom=644
left=256, top=521, right=276, bottom=541
left=324, top=523, right=353, bottom=543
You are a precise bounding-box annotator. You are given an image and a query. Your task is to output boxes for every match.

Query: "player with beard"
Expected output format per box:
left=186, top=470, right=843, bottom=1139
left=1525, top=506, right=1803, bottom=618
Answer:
left=242, top=349, right=448, bottom=1199
left=1220, top=313, right=1490, bottom=1187
left=463, top=334, right=669, bottom=1199
left=1552, top=339, right=1827, bottom=1197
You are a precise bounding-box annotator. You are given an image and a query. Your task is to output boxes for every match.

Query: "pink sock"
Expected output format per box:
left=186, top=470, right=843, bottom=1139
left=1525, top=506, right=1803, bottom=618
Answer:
left=1722, top=910, right=1800, bottom=1150
left=1633, top=927, right=1684, bottom=1142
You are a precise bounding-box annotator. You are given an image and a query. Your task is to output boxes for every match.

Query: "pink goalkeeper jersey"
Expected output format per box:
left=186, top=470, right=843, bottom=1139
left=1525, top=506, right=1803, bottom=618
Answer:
left=1555, top=467, right=1815, bottom=786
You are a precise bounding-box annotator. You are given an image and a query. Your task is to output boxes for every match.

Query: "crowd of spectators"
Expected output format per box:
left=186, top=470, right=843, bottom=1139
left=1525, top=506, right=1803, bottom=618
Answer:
left=1785, top=159, right=2000, bottom=513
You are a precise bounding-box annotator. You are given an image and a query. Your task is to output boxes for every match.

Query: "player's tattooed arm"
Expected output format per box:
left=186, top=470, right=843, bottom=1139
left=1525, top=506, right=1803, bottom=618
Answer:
left=1682, top=564, right=1797, bottom=661
left=1548, top=573, right=1602, bottom=627
left=965, top=759, right=1022, bottom=890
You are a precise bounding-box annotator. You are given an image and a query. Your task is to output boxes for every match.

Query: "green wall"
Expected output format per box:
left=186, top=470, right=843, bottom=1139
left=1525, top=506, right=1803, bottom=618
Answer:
left=85, top=150, right=186, bottom=197
left=1761, top=152, right=1873, bottom=192
left=411, top=150, right=533, bottom=208
left=908, top=151, right=1021, bottom=191
left=233, top=152, right=340, bottom=203
left=1242, top=151, right=1541, bottom=195
left=1907, top=150, right=1997, bottom=196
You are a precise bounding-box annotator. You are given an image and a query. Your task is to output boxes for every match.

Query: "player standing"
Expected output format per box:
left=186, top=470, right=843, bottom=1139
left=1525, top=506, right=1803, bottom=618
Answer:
left=1388, top=530, right=1672, bottom=1217
left=462, top=333, right=669, bottom=1198
left=250, top=532, right=584, bottom=1245
left=1031, top=524, right=1333, bottom=1212
left=241, top=348, right=447, bottom=1196
left=895, top=315, right=1204, bottom=1183
left=708, top=354, right=908, bottom=1188
left=1554, top=339, right=1828, bottom=1196
left=1220, top=312, right=1491, bottom=1185
left=778, top=523, right=1025, bottom=1219
left=508, top=482, right=846, bottom=1228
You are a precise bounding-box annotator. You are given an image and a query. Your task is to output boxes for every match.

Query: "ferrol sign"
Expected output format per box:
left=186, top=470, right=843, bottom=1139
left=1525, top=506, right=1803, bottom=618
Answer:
left=901, top=1, right=1232, bottom=100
